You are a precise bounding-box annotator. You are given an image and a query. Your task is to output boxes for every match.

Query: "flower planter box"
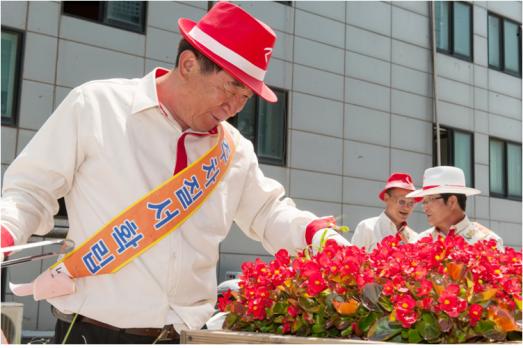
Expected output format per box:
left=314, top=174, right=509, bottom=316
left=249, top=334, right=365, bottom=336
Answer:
left=180, top=330, right=384, bottom=344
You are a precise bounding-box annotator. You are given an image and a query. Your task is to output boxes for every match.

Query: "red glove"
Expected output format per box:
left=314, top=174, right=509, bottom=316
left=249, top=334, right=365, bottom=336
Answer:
left=1, top=225, right=15, bottom=257
left=305, top=216, right=337, bottom=245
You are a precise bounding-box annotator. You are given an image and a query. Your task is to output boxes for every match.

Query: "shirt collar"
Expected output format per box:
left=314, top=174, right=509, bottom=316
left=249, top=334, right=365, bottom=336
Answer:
left=379, top=211, right=406, bottom=232
left=434, top=215, right=471, bottom=236
left=131, top=68, right=170, bottom=115
left=451, top=215, right=471, bottom=236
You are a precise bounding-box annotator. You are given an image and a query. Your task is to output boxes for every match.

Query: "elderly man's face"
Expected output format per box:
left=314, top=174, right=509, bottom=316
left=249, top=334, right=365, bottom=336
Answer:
left=383, top=188, right=416, bottom=225
left=422, top=194, right=452, bottom=227
left=181, top=62, right=253, bottom=132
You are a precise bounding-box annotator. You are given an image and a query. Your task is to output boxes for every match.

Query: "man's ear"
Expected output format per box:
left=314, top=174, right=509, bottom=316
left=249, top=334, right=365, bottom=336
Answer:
left=178, top=50, right=199, bottom=79
left=448, top=195, right=458, bottom=209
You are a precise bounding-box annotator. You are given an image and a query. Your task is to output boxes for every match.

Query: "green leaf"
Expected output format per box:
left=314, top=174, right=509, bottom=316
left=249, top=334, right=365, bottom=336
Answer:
left=319, top=229, right=329, bottom=252
left=415, top=313, right=441, bottom=341
left=367, top=316, right=403, bottom=341
left=408, top=328, right=423, bottom=343
left=474, top=320, right=495, bottom=334
left=224, top=313, right=239, bottom=329
left=312, top=323, right=325, bottom=334
left=272, top=302, right=287, bottom=315
left=361, top=283, right=384, bottom=312
left=358, top=311, right=379, bottom=333
left=438, top=317, right=452, bottom=333
left=341, top=326, right=353, bottom=337
left=476, top=320, right=507, bottom=341
left=273, top=315, right=284, bottom=324
left=336, top=319, right=351, bottom=331
left=298, top=297, right=321, bottom=313
left=378, top=295, right=394, bottom=312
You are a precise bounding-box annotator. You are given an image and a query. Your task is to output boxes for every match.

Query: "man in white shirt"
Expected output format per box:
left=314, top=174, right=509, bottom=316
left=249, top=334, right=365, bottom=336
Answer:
left=351, top=173, right=419, bottom=251
left=0, top=2, right=348, bottom=344
left=407, top=166, right=503, bottom=249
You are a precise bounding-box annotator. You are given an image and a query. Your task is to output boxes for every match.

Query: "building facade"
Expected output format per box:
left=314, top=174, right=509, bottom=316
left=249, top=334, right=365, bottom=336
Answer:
left=1, top=0, right=521, bottom=335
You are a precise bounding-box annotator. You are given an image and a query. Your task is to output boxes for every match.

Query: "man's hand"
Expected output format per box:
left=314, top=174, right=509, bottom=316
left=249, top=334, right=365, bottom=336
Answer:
left=311, top=228, right=351, bottom=253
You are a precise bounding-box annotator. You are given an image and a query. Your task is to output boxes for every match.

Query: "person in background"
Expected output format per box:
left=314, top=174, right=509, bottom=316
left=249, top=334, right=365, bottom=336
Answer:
left=0, top=2, right=348, bottom=344
left=407, top=166, right=503, bottom=249
left=351, top=173, right=419, bottom=251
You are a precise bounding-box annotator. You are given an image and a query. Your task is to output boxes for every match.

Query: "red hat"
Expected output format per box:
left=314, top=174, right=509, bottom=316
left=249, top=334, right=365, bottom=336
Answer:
left=178, top=1, right=277, bottom=103
left=379, top=173, right=418, bottom=201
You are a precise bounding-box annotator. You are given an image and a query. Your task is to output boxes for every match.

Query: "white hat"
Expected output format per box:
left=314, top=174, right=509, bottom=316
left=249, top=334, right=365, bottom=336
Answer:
left=406, top=166, right=480, bottom=198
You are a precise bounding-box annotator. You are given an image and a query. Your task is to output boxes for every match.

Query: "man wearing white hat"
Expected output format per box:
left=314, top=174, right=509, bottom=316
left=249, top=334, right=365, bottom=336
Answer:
left=0, top=2, right=348, bottom=343
left=351, top=173, right=419, bottom=251
left=406, top=166, right=503, bottom=249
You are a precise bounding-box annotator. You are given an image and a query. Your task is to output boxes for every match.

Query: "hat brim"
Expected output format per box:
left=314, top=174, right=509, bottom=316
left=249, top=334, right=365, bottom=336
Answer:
left=379, top=188, right=422, bottom=203
left=178, top=18, right=277, bottom=103
left=378, top=182, right=421, bottom=202
left=406, top=186, right=481, bottom=198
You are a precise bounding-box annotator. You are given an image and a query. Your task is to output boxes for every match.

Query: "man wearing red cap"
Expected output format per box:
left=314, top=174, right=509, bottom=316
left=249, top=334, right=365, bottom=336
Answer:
left=407, top=166, right=503, bottom=249
left=351, top=173, right=419, bottom=251
left=0, top=2, right=348, bottom=344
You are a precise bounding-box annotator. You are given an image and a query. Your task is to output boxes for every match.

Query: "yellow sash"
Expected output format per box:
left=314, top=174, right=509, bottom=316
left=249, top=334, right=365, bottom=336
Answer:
left=51, top=124, right=235, bottom=278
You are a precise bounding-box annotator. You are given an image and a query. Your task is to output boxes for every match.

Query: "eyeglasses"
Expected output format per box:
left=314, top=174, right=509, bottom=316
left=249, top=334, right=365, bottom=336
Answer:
left=390, top=196, right=416, bottom=208
left=422, top=196, right=444, bottom=206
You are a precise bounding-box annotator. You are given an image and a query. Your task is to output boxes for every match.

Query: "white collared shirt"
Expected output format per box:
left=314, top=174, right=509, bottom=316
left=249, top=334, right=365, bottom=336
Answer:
left=414, top=215, right=504, bottom=250
left=1, top=68, right=317, bottom=330
left=350, top=211, right=417, bottom=251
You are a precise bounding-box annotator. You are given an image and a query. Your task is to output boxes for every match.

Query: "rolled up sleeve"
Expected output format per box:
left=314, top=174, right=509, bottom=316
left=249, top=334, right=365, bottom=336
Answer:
left=1, top=88, right=86, bottom=245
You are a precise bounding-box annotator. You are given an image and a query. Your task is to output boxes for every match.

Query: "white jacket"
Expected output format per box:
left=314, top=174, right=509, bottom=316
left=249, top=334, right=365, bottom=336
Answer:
left=1, top=68, right=317, bottom=330
left=351, top=211, right=417, bottom=251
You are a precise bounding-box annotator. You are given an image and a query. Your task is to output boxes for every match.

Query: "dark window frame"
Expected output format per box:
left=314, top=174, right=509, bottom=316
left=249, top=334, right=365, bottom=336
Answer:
left=436, top=1, right=474, bottom=62
left=433, top=124, right=475, bottom=187
left=62, top=2, right=147, bottom=34
left=228, top=87, right=288, bottom=167
left=489, top=137, right=522, bottom=201
left=488, top=12, right=522, bottom=78
left=1, top=26, right=24, bottom=127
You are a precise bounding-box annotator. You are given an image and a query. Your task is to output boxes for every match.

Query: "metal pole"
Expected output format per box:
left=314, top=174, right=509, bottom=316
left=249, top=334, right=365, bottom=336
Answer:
left=431, top=1, right=441, bottom=166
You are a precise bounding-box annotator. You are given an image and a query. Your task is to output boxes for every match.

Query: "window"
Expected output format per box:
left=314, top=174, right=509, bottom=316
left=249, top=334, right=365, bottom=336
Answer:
left=62, top=2, right=146, bottom=34
left=1, top=28, right=23, bottom=126
left=488, top=13, right=522, bottom=76
left=489, top=138, right=522, bottom=200
left=435, top=1, right=473, bottom=61
left=433, top=126, right=474, bottom=187
left=228, top=88, right=288, bottom=166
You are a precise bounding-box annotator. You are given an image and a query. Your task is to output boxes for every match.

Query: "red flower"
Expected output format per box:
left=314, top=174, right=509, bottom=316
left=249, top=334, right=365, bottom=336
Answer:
left=416, top=279, right=433, bottom=297
left=307, top=272, right=326, bottom=296
left=282, top=322, right=291, bottom=334
left=217, top=289, right=232, bottom=312
left=382, top=280, right=394, bottom=296
left=395, top=294, right=416, bottom=312
left=287, top=305, right=299, bottom=318
left=396, top=308, right=419, bottom=328
left=438, top=293, right=467, bottom=318
left=468, top=303, right=483, bottom=326
left=275, top=249, right=290, bottom=266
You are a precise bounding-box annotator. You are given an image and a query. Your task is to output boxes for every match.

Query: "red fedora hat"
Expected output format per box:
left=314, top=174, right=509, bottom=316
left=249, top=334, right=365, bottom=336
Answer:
left=379, top=173, right=419, bottom=202
left=178, top=1, right=277, bottom=103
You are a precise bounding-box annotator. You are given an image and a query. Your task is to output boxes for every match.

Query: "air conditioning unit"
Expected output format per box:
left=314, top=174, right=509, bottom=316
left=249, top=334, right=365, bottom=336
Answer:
left=1, top=302, right=23, bottom=344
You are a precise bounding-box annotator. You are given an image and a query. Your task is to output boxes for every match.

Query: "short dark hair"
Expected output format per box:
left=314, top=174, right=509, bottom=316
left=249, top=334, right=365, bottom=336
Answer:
left=175, top=38, right=222, bottom=74
left=441, top=193, right=467, bottom=211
